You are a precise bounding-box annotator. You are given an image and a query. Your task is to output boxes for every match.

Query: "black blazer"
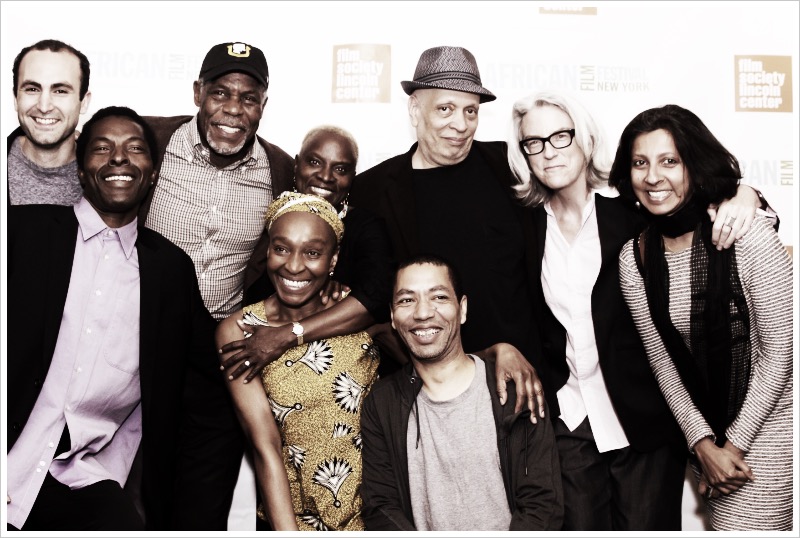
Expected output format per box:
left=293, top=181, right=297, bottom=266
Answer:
left=350, top=141, right=541, bottom=359
left=531, top=194, right=683, bottom=452
left=7, top=204, right=244, bottom=530
left=351, top=141, right=537, bottom=263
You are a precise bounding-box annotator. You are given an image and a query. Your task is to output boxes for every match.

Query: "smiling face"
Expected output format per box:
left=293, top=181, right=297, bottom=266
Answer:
left=294, top=132, right=356, bottom=210
left=78, top=116, right=155, bottom=228
left=266, top=211, right=338, bottom=314
left=410, top=88, right=480, bottom=168
left=14, top=49, right=90, bottom=150
left=520, top=104, right=587, bottom=195
left=193, top=71, right=267, bottom=167
left=631, top=129, right=692, bottom=216
left=391, top=263, right=467, bottom=363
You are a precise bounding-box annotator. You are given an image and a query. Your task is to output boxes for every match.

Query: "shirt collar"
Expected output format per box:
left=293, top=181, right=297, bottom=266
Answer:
left=543, top=190, right=597, bottom=223
left=74, top=197, right=139, bottom=259
left=185, top=115, right=262, bottom=169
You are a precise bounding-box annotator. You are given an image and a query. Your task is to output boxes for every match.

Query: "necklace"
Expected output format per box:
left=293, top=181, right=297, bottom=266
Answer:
left=663, top=234, right=691, bottom=254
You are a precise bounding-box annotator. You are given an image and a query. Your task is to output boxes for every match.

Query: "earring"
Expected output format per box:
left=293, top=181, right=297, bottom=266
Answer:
left=292, top=177, right=298, bottom=193
left=329, top=270, right=334, bottom=277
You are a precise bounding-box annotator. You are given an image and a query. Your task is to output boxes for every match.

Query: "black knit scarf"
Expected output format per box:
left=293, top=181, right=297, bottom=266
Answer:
left=634, top=197, right=751, bottom=445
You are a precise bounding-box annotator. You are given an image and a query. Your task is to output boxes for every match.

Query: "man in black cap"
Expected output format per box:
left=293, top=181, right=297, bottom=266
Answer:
left=136, top=42, right=294, bottom=530
left=141, top=42, right=294, bottom=322
left=349, top=46, right=544, bottom=416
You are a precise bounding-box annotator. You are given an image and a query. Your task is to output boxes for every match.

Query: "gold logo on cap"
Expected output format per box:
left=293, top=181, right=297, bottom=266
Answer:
left=228, top=43, right=251, bottom=58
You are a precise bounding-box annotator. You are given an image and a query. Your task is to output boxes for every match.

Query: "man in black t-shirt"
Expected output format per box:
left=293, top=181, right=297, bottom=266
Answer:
left=350, top=46, right=544, bottom=415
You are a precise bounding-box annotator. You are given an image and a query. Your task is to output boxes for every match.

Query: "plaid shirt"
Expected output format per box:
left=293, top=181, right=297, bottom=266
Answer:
left=145, top=116, right=274, bottom=320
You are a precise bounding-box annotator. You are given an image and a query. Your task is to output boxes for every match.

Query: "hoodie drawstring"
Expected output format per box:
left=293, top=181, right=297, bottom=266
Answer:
left=411, top=375, right=421, bottom=449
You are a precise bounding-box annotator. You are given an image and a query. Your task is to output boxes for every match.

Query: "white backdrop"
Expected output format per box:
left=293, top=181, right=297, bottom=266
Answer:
left=2, top=1, right=797, bottom=533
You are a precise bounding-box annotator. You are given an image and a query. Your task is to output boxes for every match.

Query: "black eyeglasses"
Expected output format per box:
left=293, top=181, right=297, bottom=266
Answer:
left=519, top=129, right=576, bottom=156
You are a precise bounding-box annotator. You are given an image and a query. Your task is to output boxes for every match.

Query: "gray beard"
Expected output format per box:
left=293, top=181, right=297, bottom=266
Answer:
left=205, top=129, right=246, bottom=156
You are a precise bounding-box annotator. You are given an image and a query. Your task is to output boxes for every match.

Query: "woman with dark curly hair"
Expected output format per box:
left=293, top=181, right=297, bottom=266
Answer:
left=610, top=104, right=793, bottom=531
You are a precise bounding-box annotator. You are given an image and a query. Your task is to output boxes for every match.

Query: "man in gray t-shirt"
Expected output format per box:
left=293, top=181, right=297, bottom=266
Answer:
left=360, top=255, right=563, bottom=531
left=7, top=39, right=91, bottom=205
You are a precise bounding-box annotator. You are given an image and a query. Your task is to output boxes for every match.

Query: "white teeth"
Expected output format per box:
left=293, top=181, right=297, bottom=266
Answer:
left=104, top=175, right=134, bottom=182
left=34, top=118, right=57, bottom=125
left=218, top=125, right=241, bottom=134
left=309, top=187, right=334, bottom=196
left=648, top=191, right=670, bottom=201
left=412, top=328, right=440, bottom=337
left=281, top=277, right=310, bottom=290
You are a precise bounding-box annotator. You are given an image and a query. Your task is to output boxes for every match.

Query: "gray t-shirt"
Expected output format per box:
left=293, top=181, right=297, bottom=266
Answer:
left=407, top=356, right=512, bottom=531
left=8, top=137, right=83, bottom=205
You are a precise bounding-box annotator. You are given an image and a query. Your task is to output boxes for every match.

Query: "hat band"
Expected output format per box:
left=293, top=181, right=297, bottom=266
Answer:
left=415, top=71, right=483, bottom=86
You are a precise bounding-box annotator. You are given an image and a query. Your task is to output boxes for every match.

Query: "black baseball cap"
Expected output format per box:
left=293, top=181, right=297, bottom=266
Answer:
left=198, top=42, right=269, bottom=87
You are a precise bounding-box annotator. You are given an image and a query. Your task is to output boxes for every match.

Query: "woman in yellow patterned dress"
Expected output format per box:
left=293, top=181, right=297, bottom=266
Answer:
left=216, top=192, right=380, bottom=531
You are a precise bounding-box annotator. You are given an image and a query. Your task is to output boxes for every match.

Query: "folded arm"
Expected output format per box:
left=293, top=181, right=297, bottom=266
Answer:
left=708, top=184, right=778, bottom=249
left=221, top=296, right=374, bottom=382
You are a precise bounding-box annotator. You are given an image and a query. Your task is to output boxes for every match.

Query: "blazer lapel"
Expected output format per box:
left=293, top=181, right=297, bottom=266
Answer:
left=529, top=205, right=547, bottom=299
left=595, top=194, right=629, bottom=266
left=592, top=194, right=633, bottom=342
left=135, top=231, right=162, bottom=412
left=42, top=210, right=79, bottom=368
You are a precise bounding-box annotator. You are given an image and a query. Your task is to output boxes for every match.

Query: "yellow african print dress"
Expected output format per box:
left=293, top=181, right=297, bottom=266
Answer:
left=243, top=301, right=380, bottom=531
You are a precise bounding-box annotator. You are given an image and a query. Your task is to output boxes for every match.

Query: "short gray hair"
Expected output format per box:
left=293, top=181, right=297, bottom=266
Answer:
left=300, top=125, right=359, bottom=164
left=507, top=90, right=610, bottom=207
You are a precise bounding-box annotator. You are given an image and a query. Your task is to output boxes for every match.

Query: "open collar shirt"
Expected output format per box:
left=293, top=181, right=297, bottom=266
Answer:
left=144, top=116, right=274, bottom=320
left=7, top=197, right=142, bottom=529
left=542, top=194, right=629, bottom=453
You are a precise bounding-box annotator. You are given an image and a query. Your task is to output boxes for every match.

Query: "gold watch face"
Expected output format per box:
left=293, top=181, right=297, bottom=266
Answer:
left=292, top=323, right=304, bottom=336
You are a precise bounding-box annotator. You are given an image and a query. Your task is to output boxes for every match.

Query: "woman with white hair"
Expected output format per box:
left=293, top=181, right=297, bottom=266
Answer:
left=506, top=91, right=766, bottom=530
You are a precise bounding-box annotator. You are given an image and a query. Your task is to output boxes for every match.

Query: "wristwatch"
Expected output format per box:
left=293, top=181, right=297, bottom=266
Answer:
left=291, top=322, right=305, bottom=346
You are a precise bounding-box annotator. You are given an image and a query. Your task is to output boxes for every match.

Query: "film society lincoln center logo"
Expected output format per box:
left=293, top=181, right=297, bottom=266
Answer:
left=332, top=44, right=391, bottom=103
left=735, top=55, right=792, bottom=112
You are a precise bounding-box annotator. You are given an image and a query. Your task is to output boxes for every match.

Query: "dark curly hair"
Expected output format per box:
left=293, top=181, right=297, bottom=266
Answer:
left=608, top=104, right=740, bottom=206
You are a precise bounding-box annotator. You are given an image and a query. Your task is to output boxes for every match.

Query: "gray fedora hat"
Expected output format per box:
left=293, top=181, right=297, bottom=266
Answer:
left=401, top=46, right=496, bottom=103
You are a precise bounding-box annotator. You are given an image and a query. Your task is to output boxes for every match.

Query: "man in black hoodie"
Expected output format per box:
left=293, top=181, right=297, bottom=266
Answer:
left=360, top=254, right=563, bottom=531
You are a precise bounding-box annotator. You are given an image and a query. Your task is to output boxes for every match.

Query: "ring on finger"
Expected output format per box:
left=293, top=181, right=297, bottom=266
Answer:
left=726, top=216, right=736, bottom=228
left=244, top=360, right=251, bottom=367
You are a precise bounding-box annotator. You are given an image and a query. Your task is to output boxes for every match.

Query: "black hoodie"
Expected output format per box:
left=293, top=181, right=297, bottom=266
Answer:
left=360, top=356, right=564, bottom=531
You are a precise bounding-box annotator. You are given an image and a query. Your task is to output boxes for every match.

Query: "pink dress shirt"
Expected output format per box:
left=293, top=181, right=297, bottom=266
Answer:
left=7, top=197, right=143, bottom=529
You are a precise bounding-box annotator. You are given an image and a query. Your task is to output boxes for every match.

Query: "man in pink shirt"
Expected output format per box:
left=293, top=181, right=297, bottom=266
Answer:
left=6, top=106, right=242, bottom=530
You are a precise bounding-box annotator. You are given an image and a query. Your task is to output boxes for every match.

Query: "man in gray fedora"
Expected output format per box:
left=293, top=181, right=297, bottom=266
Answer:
left=349, top=46, right=543, bottom=416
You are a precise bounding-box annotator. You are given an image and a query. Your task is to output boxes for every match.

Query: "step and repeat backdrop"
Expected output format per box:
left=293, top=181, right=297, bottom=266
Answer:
left=2, top=1, right=797, bottom=532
